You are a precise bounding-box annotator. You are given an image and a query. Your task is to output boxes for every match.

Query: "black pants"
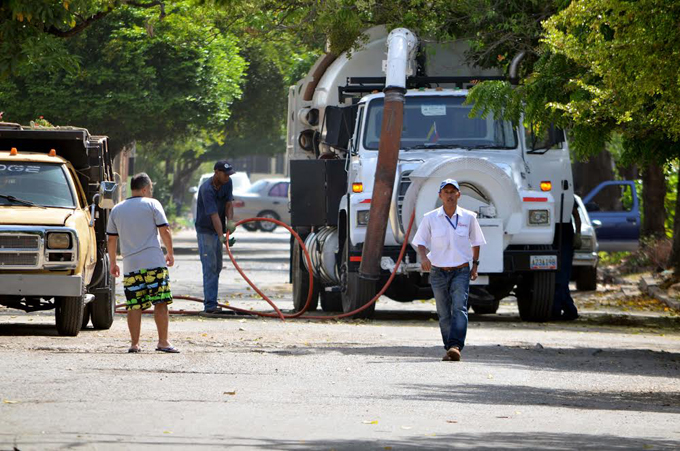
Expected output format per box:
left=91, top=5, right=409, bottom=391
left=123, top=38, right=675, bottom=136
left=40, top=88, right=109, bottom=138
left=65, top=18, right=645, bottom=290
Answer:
left=553, top=223, right=578, bottom=318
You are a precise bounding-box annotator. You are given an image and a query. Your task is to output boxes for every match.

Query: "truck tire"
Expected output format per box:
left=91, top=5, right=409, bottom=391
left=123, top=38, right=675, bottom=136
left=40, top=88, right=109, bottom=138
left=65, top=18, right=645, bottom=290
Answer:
left=384, top=277, right=420, bottom=302
left=340, top=241, right=376, bottom=318
left=292, top=238, right=319, bottom=312
left=320, top=290, right=343, bottom=312
left=55, top=295, right=85, bottom=336
left=575, top=266, right=597, bottom=291
left=90, top=272, right=115, bottom=330
left=516, top=271, right=555, bottom=322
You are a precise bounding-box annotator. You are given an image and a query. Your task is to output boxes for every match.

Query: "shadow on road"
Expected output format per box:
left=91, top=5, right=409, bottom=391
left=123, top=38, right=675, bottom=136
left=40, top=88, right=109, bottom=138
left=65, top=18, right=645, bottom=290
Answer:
left=2, top=431, right=678, bottom=450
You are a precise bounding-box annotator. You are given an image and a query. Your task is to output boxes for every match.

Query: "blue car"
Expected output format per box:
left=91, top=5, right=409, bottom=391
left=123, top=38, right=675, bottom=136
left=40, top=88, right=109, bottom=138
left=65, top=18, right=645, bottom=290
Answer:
left=582, top=181, right=640, bottom=252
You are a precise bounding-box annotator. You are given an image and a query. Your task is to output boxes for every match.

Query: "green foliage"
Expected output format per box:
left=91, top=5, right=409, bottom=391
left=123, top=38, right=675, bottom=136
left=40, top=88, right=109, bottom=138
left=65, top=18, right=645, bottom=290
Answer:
left=0, top=3, right=246, bottom=153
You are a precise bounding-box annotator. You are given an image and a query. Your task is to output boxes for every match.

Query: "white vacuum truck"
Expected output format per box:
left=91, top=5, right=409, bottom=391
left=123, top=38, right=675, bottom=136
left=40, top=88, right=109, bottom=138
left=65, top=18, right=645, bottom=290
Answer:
left=287, top=26, right=574, bottom=321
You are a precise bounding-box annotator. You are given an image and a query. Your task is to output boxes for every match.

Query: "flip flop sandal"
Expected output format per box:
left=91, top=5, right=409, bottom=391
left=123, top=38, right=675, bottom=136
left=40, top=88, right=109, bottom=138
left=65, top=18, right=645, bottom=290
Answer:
left=128, top=347, right=141, bottom=353
left=155, top=346, right=180, bottom=353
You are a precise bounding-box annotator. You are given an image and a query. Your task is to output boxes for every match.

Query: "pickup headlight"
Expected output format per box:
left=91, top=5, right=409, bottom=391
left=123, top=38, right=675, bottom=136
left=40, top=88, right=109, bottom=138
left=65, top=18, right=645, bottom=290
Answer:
left=47, top=232, right=71, bottom=249
left=528, top=209, right=549, bottom=225
left=357, top=210, right=370, bottom=225
left=580, top=236, right=593, bottom=250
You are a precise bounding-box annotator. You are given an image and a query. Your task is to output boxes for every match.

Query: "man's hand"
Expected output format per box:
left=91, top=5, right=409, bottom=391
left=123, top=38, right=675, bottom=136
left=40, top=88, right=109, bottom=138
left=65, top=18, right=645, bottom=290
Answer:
left=470, top=264, right=478, bottom=281
left=226, top=220, right=237, bottom=234
left=228, top=236, right=236, bottom=247
left=421, top=256, right=432, bottom=272
left=110, top=263, right=120, bottom=278
left=166, top=254, right=175, bottom=267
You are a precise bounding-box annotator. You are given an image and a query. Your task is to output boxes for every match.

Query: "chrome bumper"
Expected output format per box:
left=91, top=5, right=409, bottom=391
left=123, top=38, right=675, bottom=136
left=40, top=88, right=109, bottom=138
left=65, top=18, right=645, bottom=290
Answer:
left=573, top=251, right=598, bottom=267
left=0, top=274, right=83, bottom=297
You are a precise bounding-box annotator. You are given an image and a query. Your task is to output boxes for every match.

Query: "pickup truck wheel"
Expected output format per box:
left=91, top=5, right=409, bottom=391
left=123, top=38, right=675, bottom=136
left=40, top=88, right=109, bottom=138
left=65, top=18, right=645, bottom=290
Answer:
left=90, top=272, right=115, bottom=330
left=340, top=241, right=376, bottom=318
left=320, top=290, right=343, bottom=312
left=575, top=266, right=597, bottom=291
left=292, top=238, right=319, bottom=312
left=55, top=295, right=85, bottom=336
left=517, top=271, right=555, bottom=322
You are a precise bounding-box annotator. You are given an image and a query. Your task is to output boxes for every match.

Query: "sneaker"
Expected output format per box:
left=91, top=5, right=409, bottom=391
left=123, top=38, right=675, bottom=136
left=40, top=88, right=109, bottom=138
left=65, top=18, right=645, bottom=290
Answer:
left=205, top=307, right=222, bottom=314
left=442, top=353, right=453, bottom=361
left=446, top=347, right=461, bottom=361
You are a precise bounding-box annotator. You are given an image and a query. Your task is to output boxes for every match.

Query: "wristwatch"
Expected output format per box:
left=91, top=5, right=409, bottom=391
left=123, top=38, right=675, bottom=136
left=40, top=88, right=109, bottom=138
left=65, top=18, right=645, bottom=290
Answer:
left=472, top=260, right=480, bottom=266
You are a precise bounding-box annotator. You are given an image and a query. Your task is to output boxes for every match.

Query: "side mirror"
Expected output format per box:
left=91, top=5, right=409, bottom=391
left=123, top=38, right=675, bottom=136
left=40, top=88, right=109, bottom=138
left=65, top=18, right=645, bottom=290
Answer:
left=189, top=186, right=198, bottom=194
left=98, top=181, right=118, bottom=210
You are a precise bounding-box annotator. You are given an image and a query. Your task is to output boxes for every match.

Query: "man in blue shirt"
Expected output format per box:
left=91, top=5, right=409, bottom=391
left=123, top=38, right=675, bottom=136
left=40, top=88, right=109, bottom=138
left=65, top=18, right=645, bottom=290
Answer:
left=195, top=160, right=237, bottom=313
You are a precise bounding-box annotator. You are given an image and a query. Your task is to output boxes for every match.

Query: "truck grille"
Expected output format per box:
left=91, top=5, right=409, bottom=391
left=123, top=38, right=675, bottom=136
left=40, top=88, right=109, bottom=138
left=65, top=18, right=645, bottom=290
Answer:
left=0, top=235, right=39, bottom=250
left=397, top=170, right=412, bottom=233
left=0, top=253, right=39, bottom=267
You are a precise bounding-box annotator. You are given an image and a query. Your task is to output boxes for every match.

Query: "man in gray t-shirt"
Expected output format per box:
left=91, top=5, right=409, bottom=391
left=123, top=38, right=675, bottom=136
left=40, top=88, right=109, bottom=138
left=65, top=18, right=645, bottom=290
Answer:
left=106, top=173, right=178, bottom=354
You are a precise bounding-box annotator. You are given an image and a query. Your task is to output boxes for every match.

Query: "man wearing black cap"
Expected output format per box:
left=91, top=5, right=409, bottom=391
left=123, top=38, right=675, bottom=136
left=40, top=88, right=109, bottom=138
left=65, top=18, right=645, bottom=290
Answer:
left=194, top=160, right=237, bottom=313
left=412, top=179, right=486, bottom=361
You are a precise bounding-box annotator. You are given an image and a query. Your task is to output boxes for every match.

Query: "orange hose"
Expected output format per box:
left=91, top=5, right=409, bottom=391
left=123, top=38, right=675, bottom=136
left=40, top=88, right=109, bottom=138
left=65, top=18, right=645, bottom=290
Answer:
left=115, top=211, right=416, bottom=320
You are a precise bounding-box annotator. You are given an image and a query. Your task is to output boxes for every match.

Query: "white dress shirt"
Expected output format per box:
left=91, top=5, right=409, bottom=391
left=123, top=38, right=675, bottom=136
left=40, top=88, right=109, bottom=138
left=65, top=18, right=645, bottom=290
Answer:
left=411, top=206, right=486, bottom=268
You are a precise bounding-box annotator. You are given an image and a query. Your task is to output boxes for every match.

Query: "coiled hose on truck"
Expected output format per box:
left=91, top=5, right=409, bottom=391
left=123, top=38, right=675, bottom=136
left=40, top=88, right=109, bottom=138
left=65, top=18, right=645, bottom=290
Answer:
left=114, top=211, right=416, bottom=321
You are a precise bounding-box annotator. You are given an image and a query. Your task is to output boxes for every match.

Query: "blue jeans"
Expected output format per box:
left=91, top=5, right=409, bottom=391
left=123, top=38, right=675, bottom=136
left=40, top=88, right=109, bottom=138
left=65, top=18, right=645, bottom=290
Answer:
left=430, top=266, right=470, bottom=351
left=197, top=233, right=223, bottom=311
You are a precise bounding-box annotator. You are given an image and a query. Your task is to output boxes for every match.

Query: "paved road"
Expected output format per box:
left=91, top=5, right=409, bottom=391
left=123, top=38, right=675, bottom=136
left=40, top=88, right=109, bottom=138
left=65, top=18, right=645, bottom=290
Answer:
left=1, top=227, right=679, bottom=450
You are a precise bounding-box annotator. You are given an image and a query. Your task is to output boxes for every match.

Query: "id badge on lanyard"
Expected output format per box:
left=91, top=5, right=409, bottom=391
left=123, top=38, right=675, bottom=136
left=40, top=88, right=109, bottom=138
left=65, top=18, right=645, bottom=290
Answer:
left=445, top=215, right=458, bottom=231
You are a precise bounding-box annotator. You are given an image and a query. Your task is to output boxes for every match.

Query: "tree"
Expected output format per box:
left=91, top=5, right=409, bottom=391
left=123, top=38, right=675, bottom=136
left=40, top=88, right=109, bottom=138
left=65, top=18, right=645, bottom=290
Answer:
left=0, top=2, right=246, bottom=156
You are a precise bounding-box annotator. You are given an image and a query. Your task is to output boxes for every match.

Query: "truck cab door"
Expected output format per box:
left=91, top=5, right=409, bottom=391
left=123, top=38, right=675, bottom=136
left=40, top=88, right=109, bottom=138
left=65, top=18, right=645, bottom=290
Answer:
left=582, top=181, right=640, bottom=252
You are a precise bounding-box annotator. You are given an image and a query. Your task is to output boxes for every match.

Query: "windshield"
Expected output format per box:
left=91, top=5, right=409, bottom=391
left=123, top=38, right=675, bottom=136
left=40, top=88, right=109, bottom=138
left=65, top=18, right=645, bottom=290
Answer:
left=363, top=96, right=517, bottom=150
left=247, top=180, right=268, bottom=193
left=0, top=162, right=76, bottom=208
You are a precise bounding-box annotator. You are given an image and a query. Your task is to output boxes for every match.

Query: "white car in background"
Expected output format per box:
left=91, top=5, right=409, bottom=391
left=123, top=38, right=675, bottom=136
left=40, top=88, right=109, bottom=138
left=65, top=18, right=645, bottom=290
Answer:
left=572, top=194, right=599, bottom=291
left=233, top=178, right=291, bottom=232
left=190, top=171, right=251, bottom=220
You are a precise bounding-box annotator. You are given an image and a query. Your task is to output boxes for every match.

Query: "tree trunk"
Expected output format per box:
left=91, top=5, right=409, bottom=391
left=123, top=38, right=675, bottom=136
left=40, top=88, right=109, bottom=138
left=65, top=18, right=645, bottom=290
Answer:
left=641, top=161, right=666, bottom=238
left=671, top=172, right=680, bottom=274
left=572, top=149, right=616, bottom=197
left=171, top=158, right=203, bottom=215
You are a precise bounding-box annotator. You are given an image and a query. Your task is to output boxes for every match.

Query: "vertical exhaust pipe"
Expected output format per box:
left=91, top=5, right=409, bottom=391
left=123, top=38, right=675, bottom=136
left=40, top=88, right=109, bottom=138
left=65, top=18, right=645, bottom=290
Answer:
left=359, top=28, right=418, bottom=282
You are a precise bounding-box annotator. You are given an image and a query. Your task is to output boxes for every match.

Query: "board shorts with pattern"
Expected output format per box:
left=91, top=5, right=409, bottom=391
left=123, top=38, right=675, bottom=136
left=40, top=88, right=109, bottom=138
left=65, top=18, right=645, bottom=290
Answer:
left=123, top=267, right=173, bottom=310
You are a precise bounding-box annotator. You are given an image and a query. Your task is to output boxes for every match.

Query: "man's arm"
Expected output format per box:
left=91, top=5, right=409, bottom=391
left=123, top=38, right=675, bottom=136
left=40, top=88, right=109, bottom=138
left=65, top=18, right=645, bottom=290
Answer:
left=225, top=201, right=236, bottom=234
left=470, top=245, right=480, bottom=281
left=107, top=235, right=120, bottom=277
left=417, top=245, right=432, bottom=272
left=210, top=213, right=224, bottom=237
left=158, top=225, right=174, bottom=267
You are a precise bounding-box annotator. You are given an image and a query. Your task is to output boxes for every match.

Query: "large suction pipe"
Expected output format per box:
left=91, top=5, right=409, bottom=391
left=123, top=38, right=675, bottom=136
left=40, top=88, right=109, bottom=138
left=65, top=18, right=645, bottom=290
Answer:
left=359, top=28, right=418, bottom=282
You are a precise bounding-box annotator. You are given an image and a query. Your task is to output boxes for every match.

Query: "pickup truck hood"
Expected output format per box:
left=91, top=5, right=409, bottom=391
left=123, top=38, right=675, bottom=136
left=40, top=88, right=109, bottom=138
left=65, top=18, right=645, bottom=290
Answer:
left=0, top=207, right=75, bottom=226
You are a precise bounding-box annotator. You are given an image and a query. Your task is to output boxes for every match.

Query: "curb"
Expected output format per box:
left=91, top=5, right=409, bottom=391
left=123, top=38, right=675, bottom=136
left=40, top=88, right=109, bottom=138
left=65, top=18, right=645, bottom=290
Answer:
left=639, top=275, right=680, bottom=311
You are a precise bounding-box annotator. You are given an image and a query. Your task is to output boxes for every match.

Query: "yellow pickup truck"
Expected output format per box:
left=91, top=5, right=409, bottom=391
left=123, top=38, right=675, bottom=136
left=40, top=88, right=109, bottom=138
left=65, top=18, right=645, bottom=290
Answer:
left=0, top=123, right=117, bottom=336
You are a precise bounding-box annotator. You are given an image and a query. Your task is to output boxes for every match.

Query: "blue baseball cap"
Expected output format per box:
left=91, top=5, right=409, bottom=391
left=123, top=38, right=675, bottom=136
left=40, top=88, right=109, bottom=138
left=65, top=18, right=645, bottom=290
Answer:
left=439, top=178, right=460, bottom=192
left=214, top=160, right=236, bottom=175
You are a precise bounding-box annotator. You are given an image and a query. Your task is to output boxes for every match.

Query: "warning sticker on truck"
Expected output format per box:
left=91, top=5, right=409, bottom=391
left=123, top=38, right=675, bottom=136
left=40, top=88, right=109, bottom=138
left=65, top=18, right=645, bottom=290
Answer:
left=530, top=255, right=557, bottom=270
left=421, top=104, right=446, bottom=116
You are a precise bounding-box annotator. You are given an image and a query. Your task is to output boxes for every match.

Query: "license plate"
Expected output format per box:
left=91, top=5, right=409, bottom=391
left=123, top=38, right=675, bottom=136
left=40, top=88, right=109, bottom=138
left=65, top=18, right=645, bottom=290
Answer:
left=530, top=255, right=557, bottom=270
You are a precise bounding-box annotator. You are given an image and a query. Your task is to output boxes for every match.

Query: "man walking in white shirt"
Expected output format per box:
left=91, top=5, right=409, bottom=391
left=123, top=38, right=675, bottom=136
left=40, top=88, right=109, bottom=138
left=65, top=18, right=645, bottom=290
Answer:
left=412, top=179, right=486, bottom=361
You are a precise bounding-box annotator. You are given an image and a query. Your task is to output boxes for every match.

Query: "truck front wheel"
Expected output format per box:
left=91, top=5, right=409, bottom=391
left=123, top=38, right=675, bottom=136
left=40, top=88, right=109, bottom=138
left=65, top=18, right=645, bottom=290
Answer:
left=339, top=241, right=376, bottom=318
left=90, top=271, right=115, bottom=329
left=55, top=295, right=85, bottom=336
left=516, top=271, right=555, bottom=322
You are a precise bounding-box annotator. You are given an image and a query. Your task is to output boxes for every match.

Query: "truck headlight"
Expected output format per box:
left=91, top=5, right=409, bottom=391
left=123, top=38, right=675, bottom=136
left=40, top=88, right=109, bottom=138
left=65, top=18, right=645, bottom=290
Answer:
left=357, top=210, right=370, bottom=225
left=528, top=209, right=549, bottom=225
left=47, top=232, right=71, bottom=249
